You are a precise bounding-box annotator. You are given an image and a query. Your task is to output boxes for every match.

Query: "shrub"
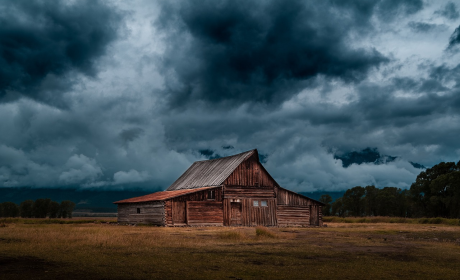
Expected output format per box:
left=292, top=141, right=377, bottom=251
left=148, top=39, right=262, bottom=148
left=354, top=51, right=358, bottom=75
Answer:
left=255, top=226, right=277, bottom=238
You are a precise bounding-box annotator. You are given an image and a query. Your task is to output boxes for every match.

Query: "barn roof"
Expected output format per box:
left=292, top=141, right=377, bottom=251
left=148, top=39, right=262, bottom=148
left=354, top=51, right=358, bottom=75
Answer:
left=113, top=186, right=218, bottom=204
left=166, top=149, right=257, bottom=191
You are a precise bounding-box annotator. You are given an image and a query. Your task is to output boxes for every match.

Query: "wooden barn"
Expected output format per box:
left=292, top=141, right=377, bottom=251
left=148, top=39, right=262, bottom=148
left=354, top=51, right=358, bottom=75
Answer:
left=114, top=149, right=323, bottom=227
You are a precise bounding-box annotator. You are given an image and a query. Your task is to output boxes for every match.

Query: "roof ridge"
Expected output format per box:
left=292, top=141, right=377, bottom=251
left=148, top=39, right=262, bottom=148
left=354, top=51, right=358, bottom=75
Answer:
left=165, top=149, right=258, bottom=191
left=194, top=149, right=256, bottom=163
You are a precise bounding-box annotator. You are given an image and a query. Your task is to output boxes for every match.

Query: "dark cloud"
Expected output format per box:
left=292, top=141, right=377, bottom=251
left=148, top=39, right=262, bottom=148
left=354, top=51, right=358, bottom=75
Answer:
left=447, top=25, right=460, bottom=51
left=0, top=0, right=123, bottom=106
left=408, top=21, right=439, bottom=33
left=198, top=149, right=221, bottom=159
left=334, top=147, right=399, bottom=168
left=435, top=2, right=459, bottom=20
left=378, top=0, right=423, bottom=15
left=156, top=0, right=393, bottom=107
left=120, top=128, right=144, bottom=147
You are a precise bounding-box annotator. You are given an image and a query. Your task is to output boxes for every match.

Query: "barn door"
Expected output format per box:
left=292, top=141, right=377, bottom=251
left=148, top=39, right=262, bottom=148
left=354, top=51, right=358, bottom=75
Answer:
left=310, top=205, right=319, bottom=226
left=172, top=201, right=186, bottom=225
left=230, top=202, right=242, bottom=226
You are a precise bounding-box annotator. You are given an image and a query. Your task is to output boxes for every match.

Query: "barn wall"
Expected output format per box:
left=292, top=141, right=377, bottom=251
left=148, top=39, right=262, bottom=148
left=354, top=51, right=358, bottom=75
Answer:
left=224, top=153, right=278, bottom=188
left=277, top=205, right=310, bottom=227
left=223, top=197, right=276, bottom=226
left=187, top=201, right=223, bottom=226
left=165, top=187, right=224, bottom=226
left=275, top=187, right=323, bottom=226
left=117, top=201, right=165, bottom=225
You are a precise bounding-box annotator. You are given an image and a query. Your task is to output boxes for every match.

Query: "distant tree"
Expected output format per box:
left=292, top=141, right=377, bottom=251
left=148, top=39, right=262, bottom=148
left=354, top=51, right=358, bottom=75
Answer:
left=410, top=161, right=460, bottom=218
left=60, top=200, right=76, bottom=218
left=2, top=202, right=19, bottom=217
left=429, top=168, right=460, bottom=218
left=342, top=186, right=365, bottom=216
left=331, top=197, right=345, bottom=217
left=20, top=200, right=34, bottom=218
left=48, top=201, right=61, bottom=218
left=0, top=203, right=3, bottom=217
left=319, top=194, right=333, bottom=216
left=364, top=185, right=378, bottom=216
left=375, top=187, right=402, bottom=216
left=32, top=198, right=51, bottom=218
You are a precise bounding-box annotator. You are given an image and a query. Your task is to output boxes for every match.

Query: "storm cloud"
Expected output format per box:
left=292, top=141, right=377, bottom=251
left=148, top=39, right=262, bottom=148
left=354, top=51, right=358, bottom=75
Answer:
left=155, top=0, right=402, bottom=107
left=0, top=0, right=123, bottom=106
left=0, top=0, right=460, bottom=192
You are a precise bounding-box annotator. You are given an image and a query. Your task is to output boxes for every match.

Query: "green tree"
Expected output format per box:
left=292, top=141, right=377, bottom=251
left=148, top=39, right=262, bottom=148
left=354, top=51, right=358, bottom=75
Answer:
left=319, top=194, right=333, bottom=216
left=20, top=200, right=34, bottom=218
left=364, top=185, right=378, bottom=216
left=32, top=198, right=51, bottom=218
left=342, top=186, right=365, bottom=216
left=410, top=161, right=460, bottom=217
left=2, top=202, right=19, bottom=217
left=60, top=200, right=76, bottom=218
left=48, top=201, right=61, bottom=218
left=429, top=169, right=460, bottom=218
left=375, top=187, right=401, bottom=216
left=331, top=197, right=345, bottom=217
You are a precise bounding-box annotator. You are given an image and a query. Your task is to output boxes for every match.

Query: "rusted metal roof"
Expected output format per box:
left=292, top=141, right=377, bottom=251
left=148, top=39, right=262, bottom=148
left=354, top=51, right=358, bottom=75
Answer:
left=166, top=149, right=256, bottom=191
left=113, top=186, right=217, bottom=204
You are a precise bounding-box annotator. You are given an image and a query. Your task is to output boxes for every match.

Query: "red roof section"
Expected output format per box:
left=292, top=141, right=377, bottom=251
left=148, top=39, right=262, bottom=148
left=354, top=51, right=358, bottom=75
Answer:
left=113, top=186, right=217, bottom=204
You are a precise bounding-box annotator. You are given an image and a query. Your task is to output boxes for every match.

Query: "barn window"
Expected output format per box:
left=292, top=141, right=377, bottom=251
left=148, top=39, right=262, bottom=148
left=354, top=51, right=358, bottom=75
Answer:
left=253, top=200, right=259, bottom=207
left=208, top=190, right=215, bottom=200
left=137, top=208, right=140, bottom=214
left=261, top=200, right=267, bottom=207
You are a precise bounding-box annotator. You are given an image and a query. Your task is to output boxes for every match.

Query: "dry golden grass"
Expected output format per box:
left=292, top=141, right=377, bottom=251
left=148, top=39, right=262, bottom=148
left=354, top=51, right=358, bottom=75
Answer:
left=1, top=220, right=460, bottom=280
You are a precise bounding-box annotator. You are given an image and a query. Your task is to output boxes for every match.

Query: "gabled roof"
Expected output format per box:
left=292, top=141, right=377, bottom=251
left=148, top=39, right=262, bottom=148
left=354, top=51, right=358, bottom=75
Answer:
left=166, top=149, right=257, bottom=191
left=113, top=186, right=218, bottom=204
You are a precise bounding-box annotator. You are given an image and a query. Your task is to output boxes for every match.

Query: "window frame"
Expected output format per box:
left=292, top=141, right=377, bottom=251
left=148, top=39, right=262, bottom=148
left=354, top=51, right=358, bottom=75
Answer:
left=261, top=200, right=268, bottom=207
left=136, top=208, right=141, bottom=214
left=253, top=200, right=259, bottom=207
left=207, top=190, right=216, bottom=200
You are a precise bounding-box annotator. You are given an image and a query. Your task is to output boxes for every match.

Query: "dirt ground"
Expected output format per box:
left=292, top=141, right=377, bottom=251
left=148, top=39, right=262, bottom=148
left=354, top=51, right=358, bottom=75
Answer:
left=1, top=222, right=460, bottom=280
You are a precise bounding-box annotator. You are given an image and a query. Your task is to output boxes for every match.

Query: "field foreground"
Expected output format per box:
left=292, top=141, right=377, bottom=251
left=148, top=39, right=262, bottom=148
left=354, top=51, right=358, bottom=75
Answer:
left=1, top=220, right=460, bottom=280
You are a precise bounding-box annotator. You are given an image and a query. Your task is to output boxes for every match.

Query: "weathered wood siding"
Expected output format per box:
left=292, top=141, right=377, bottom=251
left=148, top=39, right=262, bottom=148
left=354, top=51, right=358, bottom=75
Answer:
left=224, top=185, right=275, bottom=198
left=275, top=187, right=323, bottom=226
left=224, top=153, right=277, bottom=188
left=165, top=187, right=224, bottom=226
left=187, top=201, right=223, bottom=226
left=276, top=187, right=311, bottom=206
left=117, top=201, right=165, bottom=225
left=277, top=205, right=310, bottom=227
left=223, top=198, right=276, bottom=226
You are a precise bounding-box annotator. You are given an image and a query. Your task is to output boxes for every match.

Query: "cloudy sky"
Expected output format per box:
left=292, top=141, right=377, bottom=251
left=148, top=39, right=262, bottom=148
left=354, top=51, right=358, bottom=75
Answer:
left=1, top=0, right=460, bottom=192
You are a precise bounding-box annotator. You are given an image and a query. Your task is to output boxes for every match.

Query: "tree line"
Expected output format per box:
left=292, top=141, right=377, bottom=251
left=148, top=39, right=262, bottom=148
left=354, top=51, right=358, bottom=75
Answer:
left=0, top=199, right=76, bottom=218
left=320, top=161, right=460, bottom=218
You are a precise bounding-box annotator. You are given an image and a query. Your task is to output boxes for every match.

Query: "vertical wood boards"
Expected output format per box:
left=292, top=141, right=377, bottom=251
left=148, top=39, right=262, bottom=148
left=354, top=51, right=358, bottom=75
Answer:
left=224, top=153, right=277, bottom=188
left=309, top=205, right=323, bottom=226
left=230, top=202, right=242, bottom=226
left=165, top=187, right=224, bottom=226
left=172, top=201, right=186, bottom=225
left=223, top=197, right=276, bottom=226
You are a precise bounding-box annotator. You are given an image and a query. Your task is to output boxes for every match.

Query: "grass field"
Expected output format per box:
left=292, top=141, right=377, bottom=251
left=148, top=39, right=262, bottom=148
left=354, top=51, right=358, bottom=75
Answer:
left=1, top=219, right=460, bottom=280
